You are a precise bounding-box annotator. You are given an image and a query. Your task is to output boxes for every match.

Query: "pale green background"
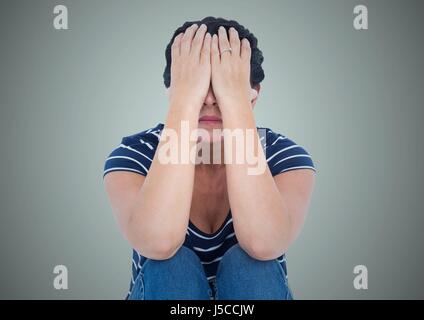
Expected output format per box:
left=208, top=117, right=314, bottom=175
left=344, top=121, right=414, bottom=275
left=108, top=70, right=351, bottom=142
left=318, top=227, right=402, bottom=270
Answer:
left=0, top=0, right=423, bottom=299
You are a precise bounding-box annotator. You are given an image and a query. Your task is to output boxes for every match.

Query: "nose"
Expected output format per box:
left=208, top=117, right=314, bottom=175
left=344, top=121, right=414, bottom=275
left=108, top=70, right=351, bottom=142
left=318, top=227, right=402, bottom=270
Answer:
left=203, top=84, right=218, bottom=106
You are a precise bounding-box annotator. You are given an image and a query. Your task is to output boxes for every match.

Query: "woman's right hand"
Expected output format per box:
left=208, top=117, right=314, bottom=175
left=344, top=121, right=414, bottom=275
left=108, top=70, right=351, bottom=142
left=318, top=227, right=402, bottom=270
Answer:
left=167, top=23, right=212, bottom=112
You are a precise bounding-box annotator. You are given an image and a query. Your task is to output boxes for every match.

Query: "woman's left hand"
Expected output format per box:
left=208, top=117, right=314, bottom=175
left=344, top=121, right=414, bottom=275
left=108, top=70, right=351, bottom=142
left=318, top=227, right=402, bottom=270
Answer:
left=211, top=26, right=253, bottom=112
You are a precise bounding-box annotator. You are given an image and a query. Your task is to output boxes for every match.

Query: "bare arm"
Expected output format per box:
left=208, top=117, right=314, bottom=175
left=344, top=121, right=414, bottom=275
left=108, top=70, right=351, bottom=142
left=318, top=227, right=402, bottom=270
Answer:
left=210, top=26, right=316, bottom=260
left=221, top=102, right=316, bottom=260
left=104, top=23, right=212, bottom=259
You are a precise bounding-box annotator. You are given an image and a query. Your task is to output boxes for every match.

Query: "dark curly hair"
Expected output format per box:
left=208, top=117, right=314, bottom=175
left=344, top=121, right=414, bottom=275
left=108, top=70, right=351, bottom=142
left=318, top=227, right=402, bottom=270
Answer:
left=163, top=16, right=265, bottom=89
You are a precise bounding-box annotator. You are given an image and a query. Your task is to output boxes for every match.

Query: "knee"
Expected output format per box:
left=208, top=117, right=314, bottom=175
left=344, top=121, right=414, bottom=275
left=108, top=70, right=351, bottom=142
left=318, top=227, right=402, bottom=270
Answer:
left=220, top=243, right=259, bottom=266
left=217, top=243, right=280, bottom=276
left=138, top=245, right=212, bottom=300
left=215, top=244, right=292, bottom=300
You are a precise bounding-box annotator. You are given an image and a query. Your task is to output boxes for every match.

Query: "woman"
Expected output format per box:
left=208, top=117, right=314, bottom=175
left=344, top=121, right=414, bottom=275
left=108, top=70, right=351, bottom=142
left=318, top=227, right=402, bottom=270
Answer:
left=103, top=16, right=316, bottom=300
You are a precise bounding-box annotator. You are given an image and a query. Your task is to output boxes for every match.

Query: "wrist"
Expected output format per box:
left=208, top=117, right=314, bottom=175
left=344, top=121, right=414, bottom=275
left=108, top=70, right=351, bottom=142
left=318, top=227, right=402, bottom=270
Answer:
left=169, top=98, right=202, bottom=113
left=219, top=97, right=252, bottom=116
left=167, top=101, right=201, bottom=127
left=169, top=100, right=201, bottom=115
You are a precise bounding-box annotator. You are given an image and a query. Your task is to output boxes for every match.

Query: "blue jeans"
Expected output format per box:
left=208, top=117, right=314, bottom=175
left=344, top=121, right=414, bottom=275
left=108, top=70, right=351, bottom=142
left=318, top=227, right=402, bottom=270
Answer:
left=128, top=243, right=293, bottom=300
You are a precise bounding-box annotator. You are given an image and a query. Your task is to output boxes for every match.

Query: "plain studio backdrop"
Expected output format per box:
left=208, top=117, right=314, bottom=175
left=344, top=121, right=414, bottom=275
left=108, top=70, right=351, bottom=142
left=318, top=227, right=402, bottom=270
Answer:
left=0, top=0, right=423, bottom=299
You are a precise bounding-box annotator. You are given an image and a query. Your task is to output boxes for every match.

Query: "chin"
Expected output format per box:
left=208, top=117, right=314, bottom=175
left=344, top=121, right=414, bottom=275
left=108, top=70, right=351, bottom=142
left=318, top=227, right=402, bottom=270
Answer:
left=197, top=124, right=224, bottom=144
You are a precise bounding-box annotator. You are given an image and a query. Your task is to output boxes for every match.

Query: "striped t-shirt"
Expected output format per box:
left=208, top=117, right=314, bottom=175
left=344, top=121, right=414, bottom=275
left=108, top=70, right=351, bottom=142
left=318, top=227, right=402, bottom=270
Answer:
left=103, top=122, right=316, bottom=299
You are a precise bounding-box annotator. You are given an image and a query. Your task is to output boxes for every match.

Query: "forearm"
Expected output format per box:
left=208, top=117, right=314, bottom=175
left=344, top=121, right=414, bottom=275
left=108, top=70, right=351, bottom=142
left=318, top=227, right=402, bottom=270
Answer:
left=221, top=102, right=292, bottom=260
left=127, top=102, right=199, bottom=254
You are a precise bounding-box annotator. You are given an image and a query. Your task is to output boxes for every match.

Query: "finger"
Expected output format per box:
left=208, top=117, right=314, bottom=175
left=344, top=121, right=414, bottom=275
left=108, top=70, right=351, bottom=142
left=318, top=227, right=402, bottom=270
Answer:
left=241, top=38, right=251, bottom=63
left=191, top=24, right=207, bottom=57
left=228, top=27, right=241, bottom=57
left=218, top=26, right=231, bottom=61
left=211, top=34, right=220, bottom=66
left=171, top=32, right=183, bottom=60
left=200, top=32, right=211, bottom=64
left=181, top=23, right=199, bottom=55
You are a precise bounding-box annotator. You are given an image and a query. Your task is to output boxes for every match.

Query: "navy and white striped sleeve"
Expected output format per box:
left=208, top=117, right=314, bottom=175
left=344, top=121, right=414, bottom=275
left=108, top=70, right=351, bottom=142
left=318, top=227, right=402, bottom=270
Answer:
left=103, top=133, right=157, bottom=178
left=265, top=129, right=316, bottom=176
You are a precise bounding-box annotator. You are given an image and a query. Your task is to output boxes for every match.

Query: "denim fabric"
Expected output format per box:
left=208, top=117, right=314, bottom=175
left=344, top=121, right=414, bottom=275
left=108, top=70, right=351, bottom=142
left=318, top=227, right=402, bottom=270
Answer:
left=128, top=243, right=293, bottom=300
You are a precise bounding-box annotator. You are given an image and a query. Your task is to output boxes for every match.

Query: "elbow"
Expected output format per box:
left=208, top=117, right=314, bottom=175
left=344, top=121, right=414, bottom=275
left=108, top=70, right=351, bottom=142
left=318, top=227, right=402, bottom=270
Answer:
left=240, top=239, right=290, bottom=261
left=130, top=236, right=185, bottom=261
left=125, top=213, right=185, bottom=260
left=243, top=222, right=295, bottom=261
left=247, top=246, right=285, bottom=261
left=143, top=245, right=181, bottom=260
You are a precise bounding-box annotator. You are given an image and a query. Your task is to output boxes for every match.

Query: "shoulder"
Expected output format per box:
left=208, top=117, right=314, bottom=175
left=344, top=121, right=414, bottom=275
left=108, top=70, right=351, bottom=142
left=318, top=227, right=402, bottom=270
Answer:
left=103, top=123, right=316, bottom=178
left=103, top=123, right=165, bottom=178
left=257, top=126, right=317, bottom=176
left=120, top=122, right=165, bottom=148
